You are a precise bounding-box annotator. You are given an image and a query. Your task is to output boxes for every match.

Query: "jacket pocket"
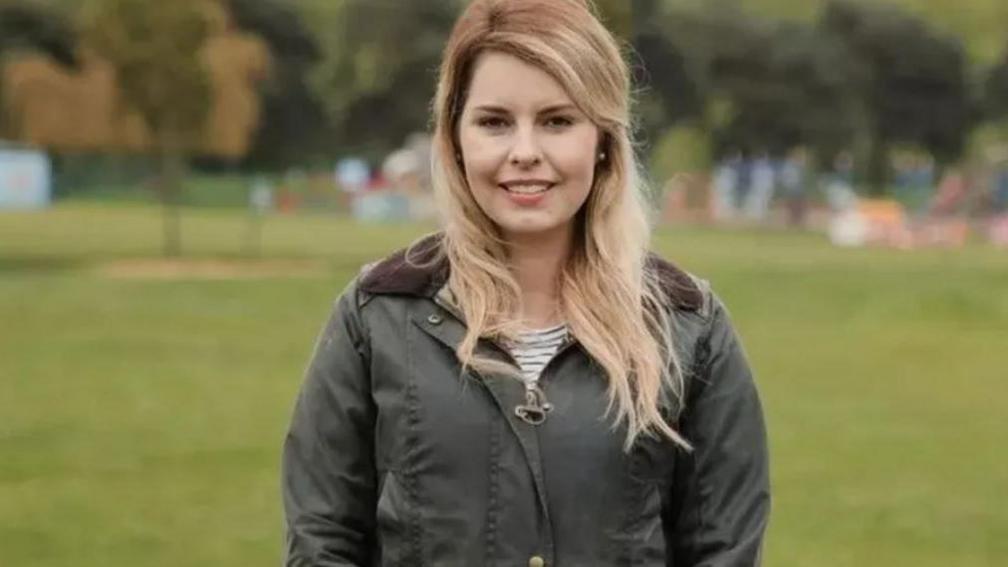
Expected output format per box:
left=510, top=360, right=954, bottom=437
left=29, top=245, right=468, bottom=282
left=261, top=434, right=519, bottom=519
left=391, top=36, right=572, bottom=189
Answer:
left=376, top=470, right=411, bottom=566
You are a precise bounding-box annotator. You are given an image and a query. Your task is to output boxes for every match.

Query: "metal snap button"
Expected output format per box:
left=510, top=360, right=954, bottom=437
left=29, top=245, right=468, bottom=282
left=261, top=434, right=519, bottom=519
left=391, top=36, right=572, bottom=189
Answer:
left=427, top=313, right=443, bottom=325
left=528, top=556, right=545, bottom=567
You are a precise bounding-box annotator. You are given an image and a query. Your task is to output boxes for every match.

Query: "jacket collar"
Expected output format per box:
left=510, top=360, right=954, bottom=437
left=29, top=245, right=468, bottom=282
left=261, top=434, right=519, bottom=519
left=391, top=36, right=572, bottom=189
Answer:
left=359, top=232, right=703, bottom=312
left=359, top=233, right=448, bottom=298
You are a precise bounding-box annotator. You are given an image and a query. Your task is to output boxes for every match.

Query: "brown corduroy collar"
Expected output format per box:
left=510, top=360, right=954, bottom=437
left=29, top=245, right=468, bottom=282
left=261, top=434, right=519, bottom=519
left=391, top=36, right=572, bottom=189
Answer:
left=359, top=232, right=703, bottom=312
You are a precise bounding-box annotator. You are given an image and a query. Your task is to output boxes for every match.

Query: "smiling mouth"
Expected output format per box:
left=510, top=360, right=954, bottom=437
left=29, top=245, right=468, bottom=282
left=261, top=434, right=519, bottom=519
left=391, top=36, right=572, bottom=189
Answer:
left=499, top=183, right=555, bottom=195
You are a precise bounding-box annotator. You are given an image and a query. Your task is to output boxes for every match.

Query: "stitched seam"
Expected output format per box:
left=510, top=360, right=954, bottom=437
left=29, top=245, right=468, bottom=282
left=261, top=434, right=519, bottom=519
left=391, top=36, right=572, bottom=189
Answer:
left=691, top=309, right=718, bottom=558
left=485, top=407, right=500, bottom=566
left=403, top=307, right=425, bottom=567
left=352, top=286, right=375, bottom=382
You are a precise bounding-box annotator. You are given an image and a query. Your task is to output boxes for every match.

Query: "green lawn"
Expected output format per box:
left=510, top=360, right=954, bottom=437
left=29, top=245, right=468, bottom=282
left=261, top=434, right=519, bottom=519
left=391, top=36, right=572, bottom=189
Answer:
left=2, top=202, right=1006, bottom=566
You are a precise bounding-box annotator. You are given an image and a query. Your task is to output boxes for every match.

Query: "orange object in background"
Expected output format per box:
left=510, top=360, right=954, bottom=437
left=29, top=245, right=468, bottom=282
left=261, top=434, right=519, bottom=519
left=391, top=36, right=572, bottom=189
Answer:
left=276, top=188, right=301, bottom=213
left=857, top=199, right=913, bottom=247
left=858, top=199, right=906, bottom=224
left=853, top=199, right=971, bottom=249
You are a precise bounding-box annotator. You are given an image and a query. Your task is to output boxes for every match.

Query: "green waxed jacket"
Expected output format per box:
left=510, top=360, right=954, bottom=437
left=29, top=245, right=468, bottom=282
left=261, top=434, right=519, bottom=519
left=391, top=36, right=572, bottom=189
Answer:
left=282, top=236, right=770, bottom=567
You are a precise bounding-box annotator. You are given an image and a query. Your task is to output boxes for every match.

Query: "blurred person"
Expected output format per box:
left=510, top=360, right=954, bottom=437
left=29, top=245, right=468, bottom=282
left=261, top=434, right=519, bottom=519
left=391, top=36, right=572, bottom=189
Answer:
left=993, top=165, right=1008, bottom=213
left=930, top=167, right=969, bottom=217
left=908, top=154, right=937, bottom=214
left=735, top=156, right=753, bottom=214
left=892, top=151, right=914, bottom=193
left=825, top=152, right=857, bottom=212
left=913, top=155, right=935, bottom=194
left=711, top=152, right=741, bottom=222
left=282, top=1, right=769, bottom=565
left=779, top=147, right=810, bottom=226
left=383, top=147, right=436, bottom=221
left=742, top=154, right=775, bottom=222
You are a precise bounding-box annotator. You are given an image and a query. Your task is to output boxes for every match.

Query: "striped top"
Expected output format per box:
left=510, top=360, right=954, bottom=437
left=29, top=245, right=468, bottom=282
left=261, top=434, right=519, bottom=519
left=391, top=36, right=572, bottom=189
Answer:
left=506, top=323, right=569, bottom=384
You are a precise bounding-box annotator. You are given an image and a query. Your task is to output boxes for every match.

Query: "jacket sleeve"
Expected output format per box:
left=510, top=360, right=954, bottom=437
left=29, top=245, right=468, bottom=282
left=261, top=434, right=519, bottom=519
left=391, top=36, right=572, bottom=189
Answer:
left=282, top=282, right=376, bottom=566
left=664, top=293, right=771, bottom=566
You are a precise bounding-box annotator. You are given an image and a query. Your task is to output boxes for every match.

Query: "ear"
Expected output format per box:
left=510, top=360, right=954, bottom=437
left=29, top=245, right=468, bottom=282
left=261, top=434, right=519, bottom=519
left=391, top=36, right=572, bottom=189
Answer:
left=596, top=132, right=611, bottom=165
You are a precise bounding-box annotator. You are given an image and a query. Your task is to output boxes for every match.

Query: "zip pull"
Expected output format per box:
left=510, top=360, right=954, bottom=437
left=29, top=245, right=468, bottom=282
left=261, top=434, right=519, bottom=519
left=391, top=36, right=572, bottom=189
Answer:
left=515, top=382, right=553, bottom=425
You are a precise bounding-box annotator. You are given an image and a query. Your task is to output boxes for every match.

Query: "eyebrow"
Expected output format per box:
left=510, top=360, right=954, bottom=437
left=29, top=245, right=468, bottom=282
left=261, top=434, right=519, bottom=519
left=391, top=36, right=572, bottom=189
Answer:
left=471, top=103, right=579, bottom=115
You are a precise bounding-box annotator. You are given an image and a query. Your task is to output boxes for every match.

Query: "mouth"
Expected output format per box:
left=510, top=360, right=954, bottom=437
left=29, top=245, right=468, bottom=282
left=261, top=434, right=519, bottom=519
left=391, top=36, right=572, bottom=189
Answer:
left=498, top=182, right=556, bottom=195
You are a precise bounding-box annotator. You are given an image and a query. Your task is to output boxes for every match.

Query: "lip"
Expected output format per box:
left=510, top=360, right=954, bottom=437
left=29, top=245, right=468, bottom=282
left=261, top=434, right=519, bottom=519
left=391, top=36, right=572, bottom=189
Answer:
left=498, top=179, right=556, bottom=189
left=498, top=180, right=555, bottom=207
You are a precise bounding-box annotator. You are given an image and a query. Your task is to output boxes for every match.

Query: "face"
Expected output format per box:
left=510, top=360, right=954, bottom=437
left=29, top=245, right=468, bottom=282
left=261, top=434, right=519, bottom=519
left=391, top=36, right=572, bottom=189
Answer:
left=457, top=51, right=602, bottom=244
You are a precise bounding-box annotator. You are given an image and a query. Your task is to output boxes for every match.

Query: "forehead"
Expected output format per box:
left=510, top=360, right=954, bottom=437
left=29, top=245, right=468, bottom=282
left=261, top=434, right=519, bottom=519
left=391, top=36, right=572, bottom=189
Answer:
left=464, top=51, right=573, bottom=110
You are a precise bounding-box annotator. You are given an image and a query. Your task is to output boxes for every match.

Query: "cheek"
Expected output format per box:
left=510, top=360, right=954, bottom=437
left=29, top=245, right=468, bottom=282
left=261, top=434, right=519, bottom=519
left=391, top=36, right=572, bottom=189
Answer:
left=549, top=134, right=599, bottom=188
left=458, top=130, right=503, bottom=181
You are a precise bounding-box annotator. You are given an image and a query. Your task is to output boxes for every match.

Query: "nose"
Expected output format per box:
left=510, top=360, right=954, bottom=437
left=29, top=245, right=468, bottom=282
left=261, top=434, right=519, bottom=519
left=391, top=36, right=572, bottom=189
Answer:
left=508, top=124, right=542, bottom=168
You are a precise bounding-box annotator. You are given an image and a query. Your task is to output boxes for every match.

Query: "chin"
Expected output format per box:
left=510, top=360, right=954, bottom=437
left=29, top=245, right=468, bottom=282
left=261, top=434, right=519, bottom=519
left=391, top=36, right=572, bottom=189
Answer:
left=495, top=216, right=569, bottom=238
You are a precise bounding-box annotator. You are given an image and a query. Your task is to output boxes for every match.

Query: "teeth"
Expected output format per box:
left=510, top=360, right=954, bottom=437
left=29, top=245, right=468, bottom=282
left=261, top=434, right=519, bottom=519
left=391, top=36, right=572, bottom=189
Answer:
left=505, top=184, right=551, bottom=194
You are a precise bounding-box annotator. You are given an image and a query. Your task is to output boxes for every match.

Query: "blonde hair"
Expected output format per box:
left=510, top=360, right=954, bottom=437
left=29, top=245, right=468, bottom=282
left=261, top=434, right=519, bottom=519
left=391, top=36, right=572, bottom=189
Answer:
left=426, top=0, right=688, bottom=449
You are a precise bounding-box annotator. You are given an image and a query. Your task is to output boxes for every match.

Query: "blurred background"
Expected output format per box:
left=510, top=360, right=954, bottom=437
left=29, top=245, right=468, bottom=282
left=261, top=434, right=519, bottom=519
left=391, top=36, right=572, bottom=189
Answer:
left=0, top=0, right=1005, bottom=565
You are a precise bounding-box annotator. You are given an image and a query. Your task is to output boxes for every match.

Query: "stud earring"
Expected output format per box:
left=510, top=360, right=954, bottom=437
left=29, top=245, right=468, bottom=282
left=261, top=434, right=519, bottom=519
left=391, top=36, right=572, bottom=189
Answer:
left=598, top=151, right=607, bottom=162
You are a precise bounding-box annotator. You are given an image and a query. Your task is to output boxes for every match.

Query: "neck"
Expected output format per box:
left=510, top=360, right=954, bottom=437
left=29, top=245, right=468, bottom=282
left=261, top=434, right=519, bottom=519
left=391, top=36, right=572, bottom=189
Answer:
left=505, top=226, right=572, bottom=329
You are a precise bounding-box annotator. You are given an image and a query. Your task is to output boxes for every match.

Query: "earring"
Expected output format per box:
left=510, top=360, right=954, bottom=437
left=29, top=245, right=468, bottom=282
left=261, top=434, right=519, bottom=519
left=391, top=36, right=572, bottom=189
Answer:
left=598, top=151, right=606, bottom=162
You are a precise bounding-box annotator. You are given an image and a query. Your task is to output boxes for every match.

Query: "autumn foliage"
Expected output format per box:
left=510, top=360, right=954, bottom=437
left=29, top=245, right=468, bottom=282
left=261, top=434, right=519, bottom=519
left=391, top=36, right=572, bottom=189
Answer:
left=1, top=1, right=268, bottom=160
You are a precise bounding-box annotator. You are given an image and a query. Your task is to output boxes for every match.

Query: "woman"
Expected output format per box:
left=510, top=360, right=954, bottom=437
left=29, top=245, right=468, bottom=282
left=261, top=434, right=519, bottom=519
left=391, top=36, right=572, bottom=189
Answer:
left=282, top=1, right=770, bottom=565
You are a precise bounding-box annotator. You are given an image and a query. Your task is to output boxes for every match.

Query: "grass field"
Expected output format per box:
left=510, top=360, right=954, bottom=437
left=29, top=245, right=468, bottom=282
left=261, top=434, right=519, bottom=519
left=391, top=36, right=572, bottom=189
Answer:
left=2, top=202, right=1006, bottom=566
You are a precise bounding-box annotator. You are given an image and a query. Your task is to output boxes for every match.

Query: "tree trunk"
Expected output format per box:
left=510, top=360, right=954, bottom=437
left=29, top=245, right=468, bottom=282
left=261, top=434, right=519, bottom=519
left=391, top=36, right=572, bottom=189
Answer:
left=865, top=133, right=889, bottom=197
left=158, top=144, right=185, bottom=257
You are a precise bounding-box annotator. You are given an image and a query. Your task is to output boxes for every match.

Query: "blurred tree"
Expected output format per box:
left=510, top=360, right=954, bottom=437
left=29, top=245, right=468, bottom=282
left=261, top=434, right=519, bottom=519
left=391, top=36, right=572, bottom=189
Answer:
left=638, top=6, right=857, bottom=171
left=0, top=1, right=78, bottom=65
left=984, top=47, right=1008, bottom=121
left=630, top=0, right=704, bottom=152
left=596, top=0, right=632, bottom=39
left=706, top=20, right=859, bottom=161
left=199, top=28, right=270, bottom=159
left=311, top=0, right=460, bottom=163
left=3, top=28, right=266, bottom=156
left=3, top=52, right=123, bottom=151
left=225, top=0, right=330, bottom=170
left=650, top=124, right=711, bottom=182
left=0, top=0, right=79, bottom=137
left=85, top=0, right=213, bottom=256
left=633, top=31, right=702, bottom=147
left=822, top=0, right=973, bottom=194
left=734, top=0, right=1006, bottom=66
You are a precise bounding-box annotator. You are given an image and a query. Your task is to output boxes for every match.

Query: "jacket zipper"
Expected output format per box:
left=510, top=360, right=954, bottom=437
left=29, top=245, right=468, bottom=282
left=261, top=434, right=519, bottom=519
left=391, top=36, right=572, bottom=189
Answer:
left=432, top=292, right=577, bottom=425
left=512, top=335, right=576, bottom=425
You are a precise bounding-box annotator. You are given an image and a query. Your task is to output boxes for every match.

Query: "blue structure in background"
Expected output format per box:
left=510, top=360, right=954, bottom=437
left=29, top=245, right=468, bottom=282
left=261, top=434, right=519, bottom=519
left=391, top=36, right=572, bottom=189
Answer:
left=994, top=168, right=1008, bottom=212
left=352, top=191, right=412, bottom=222
left=0, top=147, right=51, bottom=210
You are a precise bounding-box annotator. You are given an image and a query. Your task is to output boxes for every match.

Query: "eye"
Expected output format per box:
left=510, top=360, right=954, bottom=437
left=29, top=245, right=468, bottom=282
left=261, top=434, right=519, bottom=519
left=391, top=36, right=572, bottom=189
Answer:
left=477, top=116, right=510, bottom=130
left=544, top=115, right=575, bottom=129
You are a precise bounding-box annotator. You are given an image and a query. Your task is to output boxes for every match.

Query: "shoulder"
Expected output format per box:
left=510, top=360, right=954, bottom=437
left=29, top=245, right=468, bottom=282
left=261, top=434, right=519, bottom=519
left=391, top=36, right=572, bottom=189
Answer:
left=354, top=240, right=711, bottom=312
left=325, top=234, right=447, bottom=342
left=356, top=232, right=448, bottom=299
left=351, top=238, right=711, bottom=314
left=644, top=252, right=711, bottom=317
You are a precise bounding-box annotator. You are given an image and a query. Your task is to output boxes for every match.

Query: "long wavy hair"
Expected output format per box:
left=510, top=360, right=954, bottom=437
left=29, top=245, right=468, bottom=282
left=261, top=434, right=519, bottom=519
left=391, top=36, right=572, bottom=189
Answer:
left=424, top=0, right=688, bottom=449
